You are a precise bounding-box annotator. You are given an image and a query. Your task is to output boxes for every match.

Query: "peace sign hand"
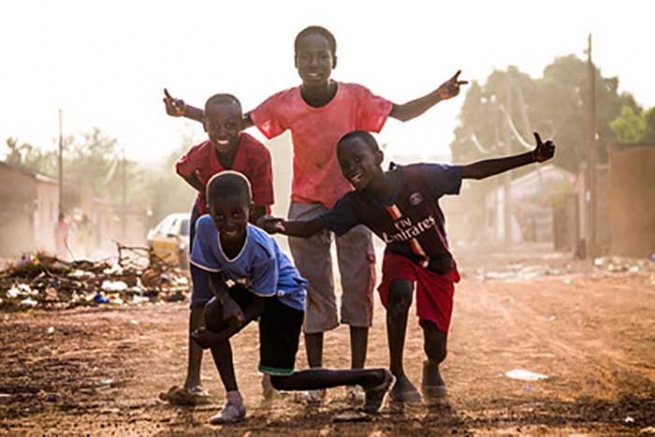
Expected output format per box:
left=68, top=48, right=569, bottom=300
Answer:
left=163, top=88, right=186, bottom=117
left=532, top=132, right=556, bottom=162
left=436, top=70, right=469, bottom=100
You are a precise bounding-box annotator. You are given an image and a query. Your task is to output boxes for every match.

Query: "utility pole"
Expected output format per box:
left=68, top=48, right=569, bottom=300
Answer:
left=586, top=34, right=598, bottom=259
left=503, top=78, right=513, bottom=243
left=58, top=108, right=64, bottom=216
left=121, top=147, right=127, bottom=241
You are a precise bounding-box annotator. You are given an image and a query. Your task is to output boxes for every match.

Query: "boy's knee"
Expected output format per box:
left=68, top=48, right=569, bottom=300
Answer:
left=203, top=299, right=226, bottom=332
left=388, top=280, right=413, bottom=314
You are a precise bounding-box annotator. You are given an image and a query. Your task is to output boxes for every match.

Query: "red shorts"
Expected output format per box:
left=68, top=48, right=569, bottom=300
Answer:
left=378, top=252, right=460, bottom=333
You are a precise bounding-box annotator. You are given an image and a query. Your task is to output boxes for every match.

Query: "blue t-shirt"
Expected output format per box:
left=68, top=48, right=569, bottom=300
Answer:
left=190, top=216, right=306, bottom=311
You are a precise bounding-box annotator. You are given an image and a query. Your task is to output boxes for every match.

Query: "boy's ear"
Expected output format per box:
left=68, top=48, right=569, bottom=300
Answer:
left=202, top=116, right=208, bottom=133
left=375, top=150, right=384, bottom=165
left=332, top=55, right=337, bottom=69
left=294, top=54, right=299, bottom=69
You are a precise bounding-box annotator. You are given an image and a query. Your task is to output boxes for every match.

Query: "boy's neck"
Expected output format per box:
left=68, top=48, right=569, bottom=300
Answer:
left=216, top=149, right=236, bottom=169
left=300, top=80, right=337, bottom=108
left=366, top=170, right=396, bottom=201
left=220, top=232, right=247, bottom=259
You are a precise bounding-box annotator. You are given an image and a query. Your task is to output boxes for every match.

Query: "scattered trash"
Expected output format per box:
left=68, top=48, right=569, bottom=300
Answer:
left=45, top=287, right=58, bottom=301
left=640, top=426, right=655, bottom=435
left=504, top=369, right=548, bottom=381
left=93, top=292, right=111, bottom=304
left=100, top=379, right=114, bottom=386
left=625, top=416, right=635, bottom=424
left=16, top=253, right=32, bottom=268
left=20, top=298, right=38, bottom=307
left=101, top=280, right=128, bottom=292
left=0, top=245, right=190, bottom=311
left=593, top=256, right=655, bottom=274
left=47, top=326, right=54, bottom=334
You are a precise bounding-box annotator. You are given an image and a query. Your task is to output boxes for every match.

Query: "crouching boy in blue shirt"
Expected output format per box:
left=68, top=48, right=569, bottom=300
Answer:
left=190, top=171, right=394, bottom=424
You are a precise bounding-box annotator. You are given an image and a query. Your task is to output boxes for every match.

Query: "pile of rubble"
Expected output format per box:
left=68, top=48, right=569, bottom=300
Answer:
left=0, top=245, right=189, bottom=311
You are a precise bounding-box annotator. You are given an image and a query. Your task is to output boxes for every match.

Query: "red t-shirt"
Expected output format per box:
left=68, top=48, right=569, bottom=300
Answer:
left=250, top=82, right=393, bottom=208
left=175, top=132, right=274, bottom=215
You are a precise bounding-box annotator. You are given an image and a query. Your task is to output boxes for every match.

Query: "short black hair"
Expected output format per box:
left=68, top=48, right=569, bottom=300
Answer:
left=206, top=171, right=252, bottom=207
left=337, top=130, right=380, bottom=154
left=204, top=93, right=242, bottom=115
left=295, top=26, right=337, bottom=56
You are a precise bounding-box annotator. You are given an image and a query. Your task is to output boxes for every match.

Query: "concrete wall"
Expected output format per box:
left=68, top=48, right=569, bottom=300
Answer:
left=609, top=144, right=655, bottom=257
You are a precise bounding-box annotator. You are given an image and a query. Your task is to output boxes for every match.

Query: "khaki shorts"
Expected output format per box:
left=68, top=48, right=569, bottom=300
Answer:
left=287, top=202, right=376, bottom=334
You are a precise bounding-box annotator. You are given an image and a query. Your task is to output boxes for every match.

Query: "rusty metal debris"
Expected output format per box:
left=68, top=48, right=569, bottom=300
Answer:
left=0, top=244, right=189, bottom=311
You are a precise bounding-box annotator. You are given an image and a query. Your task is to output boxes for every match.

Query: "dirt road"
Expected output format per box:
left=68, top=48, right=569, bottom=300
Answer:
left=1, top=244, right=654, bottom=436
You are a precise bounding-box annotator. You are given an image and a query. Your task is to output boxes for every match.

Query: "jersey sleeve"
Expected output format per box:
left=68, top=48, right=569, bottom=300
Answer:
left=246, top=142, right=275, bottom=209
left=190, top=216, right=221, bottom=272
left=421, top=163, right=464, bottom=198
left=175, top=143, right=201, bottom=179
left=318, top=194, right=361, bottom=237
left=354, top=84, right=394, bottom=133
left=248, top=246, right=279, bottom=298
left=250, top=92, right=287, bottom=139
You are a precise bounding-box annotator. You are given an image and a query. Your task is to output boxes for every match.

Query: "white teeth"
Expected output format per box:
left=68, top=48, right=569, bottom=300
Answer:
left=217, top=140, right=229, bottom=145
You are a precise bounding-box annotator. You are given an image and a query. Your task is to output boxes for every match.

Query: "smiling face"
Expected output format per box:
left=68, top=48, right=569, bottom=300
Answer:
left=209, top=194, right=251, bottom=249
left=337, top=136, right=383, bottom=191
left=204, top=101, right=242, bottom=156
left=294, top=33, right=335, bottom=88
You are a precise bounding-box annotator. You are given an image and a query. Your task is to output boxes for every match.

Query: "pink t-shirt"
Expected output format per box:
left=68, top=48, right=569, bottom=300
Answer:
left=250, top=82, right=393, bottom=208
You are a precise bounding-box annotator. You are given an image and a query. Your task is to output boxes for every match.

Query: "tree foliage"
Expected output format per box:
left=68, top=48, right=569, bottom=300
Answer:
left=451, top=55, right=639, bottom=173
left=610, top=105, right=655, bottom=144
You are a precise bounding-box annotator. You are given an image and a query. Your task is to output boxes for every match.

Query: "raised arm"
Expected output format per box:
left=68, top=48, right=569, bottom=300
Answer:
left=162, top=89, right=254, bottom=128
left=258, top=216, right=325, bottom=238
left=390, top=70, right=468, bottom=122
left=462, top=132, right=555, bottom=180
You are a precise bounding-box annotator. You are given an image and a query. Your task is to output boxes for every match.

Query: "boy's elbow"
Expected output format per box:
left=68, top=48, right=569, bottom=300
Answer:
left=389, top=105, right=411, bottom=122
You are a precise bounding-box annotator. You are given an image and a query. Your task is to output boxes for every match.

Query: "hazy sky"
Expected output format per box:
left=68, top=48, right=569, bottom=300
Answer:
left=1, top=0, right=653, bottom=163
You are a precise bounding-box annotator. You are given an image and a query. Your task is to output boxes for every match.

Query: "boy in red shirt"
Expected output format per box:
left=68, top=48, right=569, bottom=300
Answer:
left=170, top=93, right=273, bottom=403
left=163, top=26, right=466, bottom=404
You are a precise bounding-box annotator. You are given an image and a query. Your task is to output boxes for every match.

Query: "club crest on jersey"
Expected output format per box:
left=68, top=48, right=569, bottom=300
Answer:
left=409, top=192, right=423, bottom=206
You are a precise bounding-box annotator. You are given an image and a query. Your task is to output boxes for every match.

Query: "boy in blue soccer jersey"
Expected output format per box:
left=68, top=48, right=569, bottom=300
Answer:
left=190, top=171, right=394, bottom=424
left=260, top=130, right=556, bottom=404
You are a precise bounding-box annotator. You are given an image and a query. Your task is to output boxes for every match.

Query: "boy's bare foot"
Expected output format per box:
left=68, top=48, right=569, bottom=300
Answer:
left=362, top=369, right=394, bottom=413
left=389, top=374, right=422, bottom=404
left=421, top=360, right=447, bottom=399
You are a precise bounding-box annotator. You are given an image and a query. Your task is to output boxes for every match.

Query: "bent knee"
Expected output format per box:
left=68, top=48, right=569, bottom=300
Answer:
left=388, top=280, right=413, bottom=313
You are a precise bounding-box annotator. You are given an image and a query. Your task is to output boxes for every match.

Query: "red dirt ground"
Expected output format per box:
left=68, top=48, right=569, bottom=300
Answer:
left=1, top=244, right=654, bottom=436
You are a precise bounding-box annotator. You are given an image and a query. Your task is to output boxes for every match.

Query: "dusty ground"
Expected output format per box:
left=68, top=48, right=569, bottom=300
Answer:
left=1, top=243, right=654, bottom=436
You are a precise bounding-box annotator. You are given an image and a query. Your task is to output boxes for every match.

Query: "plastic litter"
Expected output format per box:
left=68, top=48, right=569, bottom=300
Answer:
left=504, top=369, right=548, bottom=381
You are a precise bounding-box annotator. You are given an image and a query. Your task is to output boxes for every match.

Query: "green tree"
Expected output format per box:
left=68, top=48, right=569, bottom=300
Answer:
left=609, top=106, right=646, bottom=143
left=451, top=54, right=637, bottom=173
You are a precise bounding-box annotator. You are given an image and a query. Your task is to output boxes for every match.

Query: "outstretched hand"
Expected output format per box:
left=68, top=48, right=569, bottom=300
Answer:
left=163, top=88, right=186, bottom=117
left=436, top=70, right=469, bottom=100
left=256, top=215, right=285, bottom=234
left=532, top=132, right=556, bottom=162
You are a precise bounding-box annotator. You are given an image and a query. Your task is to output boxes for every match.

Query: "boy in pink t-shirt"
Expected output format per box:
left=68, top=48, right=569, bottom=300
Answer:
left=163, top=25, right=467, bottom=404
